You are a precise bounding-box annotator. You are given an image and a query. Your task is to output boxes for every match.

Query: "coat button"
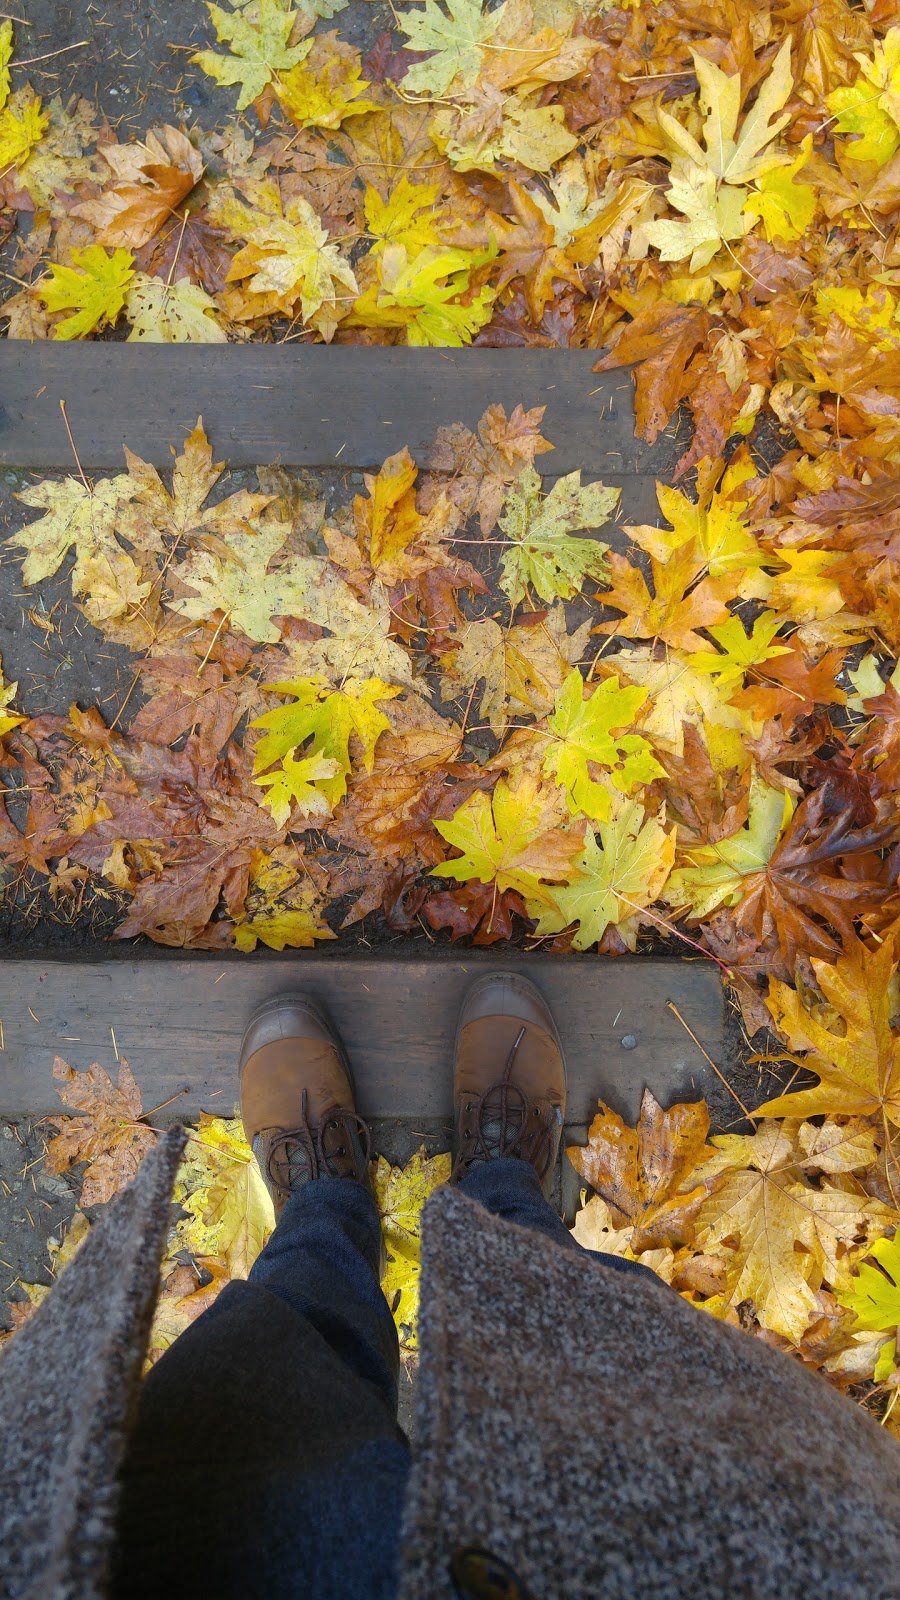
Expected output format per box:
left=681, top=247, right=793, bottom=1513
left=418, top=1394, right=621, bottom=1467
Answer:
left=449, top=1544, right=535, bottom=1599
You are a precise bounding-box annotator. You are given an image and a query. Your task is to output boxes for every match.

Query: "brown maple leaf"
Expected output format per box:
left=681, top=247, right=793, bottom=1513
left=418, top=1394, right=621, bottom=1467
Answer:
left=475, top=286, right=579, bottom=347
left=592, top=543, right=732, bottom=650
left=134, top=207, right=234, bottom=294
left=423, top=403, right=553, bottom=536
left=469, top=179, right=584, bottom=324
left=733, top=782, right=900, bottom=966
left=567, top=1089, right=714, bottom=1252
left=73, top=126, right=203, bottom=249
left=131, top=653, right=260, bottom=758
left=422, top=882, right=531, bottom=944
left=593, top=301, right=711, bottom=443
left=44, top=1056, right=157, bottom=1206
left=660, top=723, right=750, bottom=847
left=730, top=645, right=848, bottom=722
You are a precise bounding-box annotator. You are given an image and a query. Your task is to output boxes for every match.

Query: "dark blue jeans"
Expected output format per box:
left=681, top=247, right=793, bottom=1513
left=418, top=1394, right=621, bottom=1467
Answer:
left=114, top=1158, right=655, bottom=1600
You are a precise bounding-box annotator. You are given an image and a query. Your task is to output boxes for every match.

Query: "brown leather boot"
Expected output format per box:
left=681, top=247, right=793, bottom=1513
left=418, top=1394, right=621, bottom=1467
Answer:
left=240, top=994, right=371, bottom=1216
left=451, top=974, right=566, bottom=1199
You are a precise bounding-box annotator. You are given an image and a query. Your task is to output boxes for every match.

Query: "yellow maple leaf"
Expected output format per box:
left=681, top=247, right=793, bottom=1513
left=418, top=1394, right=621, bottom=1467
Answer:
left=816, top=283, right=900, bottom=353
left=0, top=20, right=12, bottom=111
left=364, top=174, right=445, bottom=256
left=433, top=775, right=583, bottom=906
left=0, top=654, right=25, bottom=739
left=644, top=38, right=794, bottom=270
left=600, top=646, right=745, bottom=757
left=276, top=38, right=378, bottom=130
left=744, top=135, right=817, bottom=242
left=171, top=1113, right=275, bottom=1278
left=767, top=549, right=847, bottom=624
left=756, top=940, right=900, bottom=1128
left=0, top=90, right=47, bottom=172
left=826, top=28, right=900, bottom=166
left=693, top=1121, right=897, bottom=1340
left=124, top=273, right=227, bottom=342
left=252, top=676, right=400, bottom=809
left=371, top=1144, right=452, bottom=1355
left=355, top=446, right=423, bottom=567
left=10, top=473, right=150, bottom=628
left=233, top=847, right=337, bottom=948
left=628, top=463, right=769, bottom=597
left=37, top=245, right=135, bottom=340
left=224, top=192, right=357, bottom=341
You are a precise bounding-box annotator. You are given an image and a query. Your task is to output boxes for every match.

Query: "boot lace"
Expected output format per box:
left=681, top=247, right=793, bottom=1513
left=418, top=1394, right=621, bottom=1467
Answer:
left=457, top=1027, right=558, bottom=1178
left=266, top=1089, right=371, bottom=1193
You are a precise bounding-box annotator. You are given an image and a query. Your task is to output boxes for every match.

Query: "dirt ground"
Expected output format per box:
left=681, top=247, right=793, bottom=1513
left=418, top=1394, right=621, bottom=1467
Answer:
left=19, top=0, right=390, bottom=131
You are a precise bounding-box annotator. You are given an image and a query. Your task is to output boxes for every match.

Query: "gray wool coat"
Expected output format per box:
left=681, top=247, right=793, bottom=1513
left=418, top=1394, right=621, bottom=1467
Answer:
left=2, top=1130, right=900, bottom=1600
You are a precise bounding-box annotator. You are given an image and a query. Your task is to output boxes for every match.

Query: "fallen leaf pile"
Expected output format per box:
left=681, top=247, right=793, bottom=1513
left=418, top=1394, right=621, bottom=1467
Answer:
left=1, top=0, right=900, bottom=1430
left=570, top=1079, right=900, bottom=1434
left=0, top=0, right=895, bottom=379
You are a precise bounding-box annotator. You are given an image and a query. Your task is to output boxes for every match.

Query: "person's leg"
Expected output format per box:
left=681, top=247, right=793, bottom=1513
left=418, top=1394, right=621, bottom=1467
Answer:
left=248, top=1171, right=399, bottom=1406
left=458, top=1154, right=659, bottom=1278
left=450, top=975, right=661, bottom=1283
left=113, top=997, right=409, bottom=1600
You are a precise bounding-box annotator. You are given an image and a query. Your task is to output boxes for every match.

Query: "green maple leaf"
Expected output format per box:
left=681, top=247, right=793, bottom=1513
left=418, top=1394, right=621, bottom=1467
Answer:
left=432, top=777, right=582, bottom=906
left=686, top=613, right=791, bottom=695
left=252, top=677, right=400, bottom=807
left=192, top=0, right=313, bottom=111
left=38, top=245, right=134, bottom=340
left=398, top=0, right=503, bottom=96
left=498, top=468, right=617, bottom=607
left=349, top=241, right=495, bottom=347
left=542, top=670, right=663, bottom=822
left=532, top=805, right=675, bottom=950
left=837, top=1233, right=900, bottom=1382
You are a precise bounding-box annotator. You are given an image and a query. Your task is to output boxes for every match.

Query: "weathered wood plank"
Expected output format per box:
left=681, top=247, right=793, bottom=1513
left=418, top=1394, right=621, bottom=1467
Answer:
left=0, top=953, right=722, bottom=1125
left=0, top=345, right=664, bottom=475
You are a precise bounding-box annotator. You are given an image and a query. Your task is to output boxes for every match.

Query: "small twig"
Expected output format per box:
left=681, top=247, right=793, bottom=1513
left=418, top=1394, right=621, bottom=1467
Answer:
left=143, top=1088, right=189, bottom=1118
left=164, top=209, right=190, bottom=291
left=59, top=400, right=91, bottom=493
left=108, top=669, right=141, bottom=733
left=196, top=610, right=232, bottom=676
left=667, top=1000, right=756, bottom=1121
left=12, top=40, right=88, bottom=65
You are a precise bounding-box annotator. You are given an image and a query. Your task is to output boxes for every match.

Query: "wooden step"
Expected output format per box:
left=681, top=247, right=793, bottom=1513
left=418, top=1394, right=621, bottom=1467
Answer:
left=0, top=344, right=671, bottom=476
left=0, top=952, right=722, bottom=1126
